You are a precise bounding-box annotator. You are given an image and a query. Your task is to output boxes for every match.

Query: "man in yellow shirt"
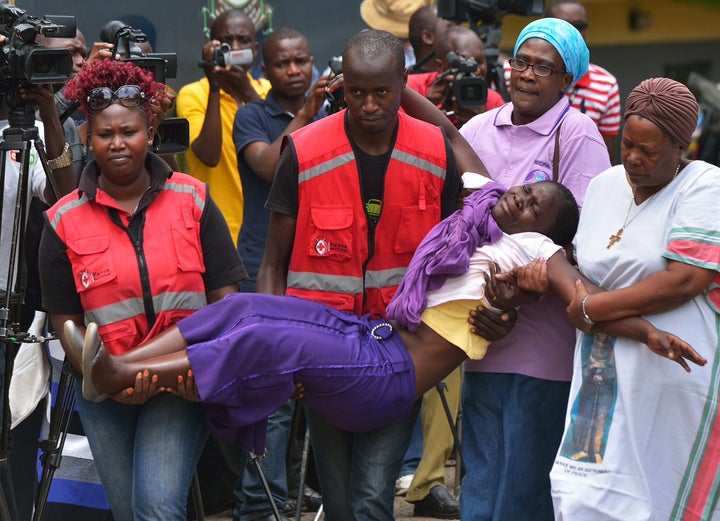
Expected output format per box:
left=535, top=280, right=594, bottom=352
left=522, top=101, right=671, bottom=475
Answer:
left=177, top=9, right=271, bottom=245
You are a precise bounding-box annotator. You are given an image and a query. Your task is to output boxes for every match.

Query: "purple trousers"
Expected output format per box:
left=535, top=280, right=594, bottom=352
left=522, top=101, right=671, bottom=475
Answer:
left=178, top=293, right=416, bottom=454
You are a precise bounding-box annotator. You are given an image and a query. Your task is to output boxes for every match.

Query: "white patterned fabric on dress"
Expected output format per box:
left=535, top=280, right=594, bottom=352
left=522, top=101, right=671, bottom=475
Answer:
left=551, top=161, right=720, bottom=521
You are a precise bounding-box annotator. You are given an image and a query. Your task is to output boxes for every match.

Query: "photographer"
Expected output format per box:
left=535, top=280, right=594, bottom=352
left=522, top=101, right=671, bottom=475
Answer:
left=176, top=9, right=271, bottom=246
left=407, top=25, right=504, bottom=128
left=0, top=17, right=78, bottom=514
left=456, top=18, right=609, bottom=520
left=35, top=29, right=88, bottom=176
left=407, top=5, right=451, bottom=75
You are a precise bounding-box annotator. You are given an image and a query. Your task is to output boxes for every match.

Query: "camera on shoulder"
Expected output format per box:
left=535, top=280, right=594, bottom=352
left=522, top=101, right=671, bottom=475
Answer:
left=0, top=5, right=76, bottom=127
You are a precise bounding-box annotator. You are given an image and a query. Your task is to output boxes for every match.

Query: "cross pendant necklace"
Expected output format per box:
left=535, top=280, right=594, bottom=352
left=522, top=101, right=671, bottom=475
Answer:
left=607, top=163, right=681, bottom=249
left=607, top=228, right=623, bottom=248
left=607, top=195, right=645, bottom=249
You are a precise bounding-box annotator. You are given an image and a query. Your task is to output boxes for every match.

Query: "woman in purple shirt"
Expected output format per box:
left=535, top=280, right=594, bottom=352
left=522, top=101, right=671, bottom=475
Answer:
left=456, top=17, right=611, bottom=521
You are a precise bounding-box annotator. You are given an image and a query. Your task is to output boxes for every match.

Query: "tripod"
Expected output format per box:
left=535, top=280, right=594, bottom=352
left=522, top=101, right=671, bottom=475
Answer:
left=32, top=360, right=76, bottom=521
left=0, top=112, right=62, bottom=521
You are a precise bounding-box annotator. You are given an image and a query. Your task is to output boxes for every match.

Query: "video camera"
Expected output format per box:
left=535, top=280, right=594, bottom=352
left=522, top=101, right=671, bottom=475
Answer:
left=211, top=43, right=253, bottom=68
left=437, top=0, right=544, bottom=101
left=444, top=52, right=488, bottom=108
left=98, top=20, right=187, bottom=155
left=0, top=5, right=75, bottom=127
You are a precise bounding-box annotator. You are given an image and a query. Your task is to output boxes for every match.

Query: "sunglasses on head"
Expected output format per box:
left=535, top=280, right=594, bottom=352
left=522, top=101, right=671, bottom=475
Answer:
left=87, top=85, right=146, bottom=110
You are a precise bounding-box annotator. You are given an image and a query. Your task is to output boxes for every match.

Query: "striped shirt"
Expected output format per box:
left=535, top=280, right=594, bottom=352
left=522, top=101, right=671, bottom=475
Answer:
left=567, top=64, right=621, bottom=136
left=503, top=61, right=621, bottom=136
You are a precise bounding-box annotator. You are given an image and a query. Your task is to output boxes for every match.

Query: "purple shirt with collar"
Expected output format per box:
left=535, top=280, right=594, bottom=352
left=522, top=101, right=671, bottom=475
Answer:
left=459, top=97, right=610, bottom=381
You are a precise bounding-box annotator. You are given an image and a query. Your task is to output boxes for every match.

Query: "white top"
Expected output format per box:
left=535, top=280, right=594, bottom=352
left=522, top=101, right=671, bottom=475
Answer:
left=551, top=161, right=720, bottom=520
left=426, top=231, right=562, bottom=311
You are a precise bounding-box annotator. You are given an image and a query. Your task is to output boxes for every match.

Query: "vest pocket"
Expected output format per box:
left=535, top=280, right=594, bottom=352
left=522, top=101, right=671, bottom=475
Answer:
left=312, top=292, right=357, bottom=311
left=170, top=217, right=206, bottom=274
left=98, top=320, right=139, bottom=355
left=394, top=204, right=440, bottom=253
left=65, top=235, right=118, bottom=293
left=377, top=286, right=399, bottom=309
left=307, top=206, right=354, bottom=261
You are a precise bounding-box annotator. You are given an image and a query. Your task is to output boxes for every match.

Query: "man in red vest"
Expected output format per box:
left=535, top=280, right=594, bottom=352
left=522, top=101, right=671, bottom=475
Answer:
left=257, top=29, right=462, bottom=521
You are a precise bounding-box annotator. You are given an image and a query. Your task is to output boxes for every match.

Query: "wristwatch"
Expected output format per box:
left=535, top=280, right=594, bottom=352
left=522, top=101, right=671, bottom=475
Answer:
left=209, top=81, right=220, bottom=93
left=47, top=143, right=73, bottom=170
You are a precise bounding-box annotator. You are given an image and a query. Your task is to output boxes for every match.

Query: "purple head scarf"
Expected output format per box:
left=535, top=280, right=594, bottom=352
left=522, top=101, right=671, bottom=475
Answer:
left=386, top=181, right=506, bottom=331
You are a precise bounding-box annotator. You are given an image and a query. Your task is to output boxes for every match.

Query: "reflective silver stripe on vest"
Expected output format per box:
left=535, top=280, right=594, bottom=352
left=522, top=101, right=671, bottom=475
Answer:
left=298, top=152, right=356, bottom=184
left=163, top=180, right=206, bottom=212
left=84, top=291, right=206, bottom=326
left=391, top=149, right=446, bottom=180
left=365, top=267, right=407, bottom=289
left=49, top=193, right=91, bottom=230
left=287, top=271, right=363, bottom=294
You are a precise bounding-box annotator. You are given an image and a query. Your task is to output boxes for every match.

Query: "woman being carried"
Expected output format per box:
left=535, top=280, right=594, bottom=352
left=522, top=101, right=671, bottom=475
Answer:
left=77, top=175, right=703, bottom=454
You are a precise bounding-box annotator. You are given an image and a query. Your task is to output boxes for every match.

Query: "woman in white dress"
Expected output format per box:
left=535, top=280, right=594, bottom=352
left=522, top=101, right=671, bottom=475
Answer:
left=550, top=78, right=720, bottom=520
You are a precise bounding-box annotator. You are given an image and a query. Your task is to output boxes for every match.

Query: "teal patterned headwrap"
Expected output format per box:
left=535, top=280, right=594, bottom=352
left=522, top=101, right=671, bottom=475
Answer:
left=513, top=18, right=589, bottom=92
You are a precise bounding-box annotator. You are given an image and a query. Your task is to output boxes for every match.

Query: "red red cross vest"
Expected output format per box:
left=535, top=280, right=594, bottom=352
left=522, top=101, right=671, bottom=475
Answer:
left=46, top=173, right=208, bottom=355
left=286, top=110, right=448, bottom=315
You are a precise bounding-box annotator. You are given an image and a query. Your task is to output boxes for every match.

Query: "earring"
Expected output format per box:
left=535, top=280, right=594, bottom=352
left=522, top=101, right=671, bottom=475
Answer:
left=88, top=145, right=94, bottom=153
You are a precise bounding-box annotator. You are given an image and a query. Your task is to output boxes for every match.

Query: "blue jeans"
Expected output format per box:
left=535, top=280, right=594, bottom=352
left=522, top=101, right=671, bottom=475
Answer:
left=307, top=400, right=420, bottom=521
left=219, top=400, right=294, bottom=520
left=460, top=373, right=570, bottom=521
left=75, top=383, right=208, bottom=521
left=399, top=413, right=422, bottom=477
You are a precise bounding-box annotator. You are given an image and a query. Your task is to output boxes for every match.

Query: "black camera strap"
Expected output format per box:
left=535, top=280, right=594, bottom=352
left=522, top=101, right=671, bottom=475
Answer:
left=408, top=50, right=436, bottom=75
left=553, top=121, right=564, bottom=182
left=58, top=101, right=80, bottom=125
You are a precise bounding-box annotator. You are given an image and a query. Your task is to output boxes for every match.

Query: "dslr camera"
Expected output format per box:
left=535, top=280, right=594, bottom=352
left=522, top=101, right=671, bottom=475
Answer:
left=445, top=52, right=488, bottom=109
left=99, top=20, right=178, bottom=85
left=212, top=43, right=253, bottom=68
left=98, top=20, right=187, bottom=155
left=0, top=5, right=75, bottom=126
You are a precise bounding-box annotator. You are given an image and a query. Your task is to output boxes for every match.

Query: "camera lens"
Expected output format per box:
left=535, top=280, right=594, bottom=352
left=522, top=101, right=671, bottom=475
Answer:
left=98, top=20, right=127, bottom=44
left=30, top=54, right=53, bottom=74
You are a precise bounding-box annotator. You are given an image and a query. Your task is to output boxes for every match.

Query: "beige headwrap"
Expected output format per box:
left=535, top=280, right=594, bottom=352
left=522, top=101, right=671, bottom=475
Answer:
left=624, top=77, right=699, bottom=148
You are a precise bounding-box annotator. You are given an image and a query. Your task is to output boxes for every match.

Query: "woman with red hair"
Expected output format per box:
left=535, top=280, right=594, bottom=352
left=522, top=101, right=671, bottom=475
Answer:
left=38, top=59, right=246, bottom=521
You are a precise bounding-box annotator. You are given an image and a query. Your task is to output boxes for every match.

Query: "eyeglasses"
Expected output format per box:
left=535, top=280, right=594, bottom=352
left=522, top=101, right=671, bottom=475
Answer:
left=570, top=21, right=589, bottom=32
left=509, top=58, right=565, bottom=78
left=87, top=85, right=146, bottom=110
